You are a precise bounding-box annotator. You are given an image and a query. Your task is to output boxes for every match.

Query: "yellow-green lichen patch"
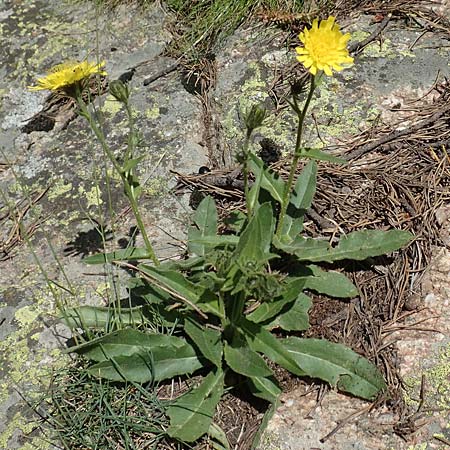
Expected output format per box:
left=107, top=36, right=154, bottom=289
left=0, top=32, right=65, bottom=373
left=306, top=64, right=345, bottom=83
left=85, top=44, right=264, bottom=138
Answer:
left=143, top=177, right=167, bottom=197
left=14, top=305, right=40, bottom=327
left=0, top=412, right=35, bottom=450
left=0, top=284, right=74, bottom=448
left=404, top=343, right=450, bottom=416
left=308, top=77, right=379, bottom=144
left=5, top=2, right=94, bottom=85
left=221, top=61, right=296, bottom=151
left=406, top=444, right=428, bottom=450
left=78, top=184, right=103, bottom=208
left=103, top=94, right=123, bottom=117
left=146, top=106, right=160, bottom=120
left=351, top=32, right=397, bottom=60
left=47, top=179, right=73, bottom=201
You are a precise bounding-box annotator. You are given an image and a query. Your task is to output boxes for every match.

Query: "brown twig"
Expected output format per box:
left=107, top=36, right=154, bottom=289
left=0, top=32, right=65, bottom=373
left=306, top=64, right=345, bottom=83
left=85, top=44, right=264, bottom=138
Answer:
left=348, top=13, right=392, bottom=55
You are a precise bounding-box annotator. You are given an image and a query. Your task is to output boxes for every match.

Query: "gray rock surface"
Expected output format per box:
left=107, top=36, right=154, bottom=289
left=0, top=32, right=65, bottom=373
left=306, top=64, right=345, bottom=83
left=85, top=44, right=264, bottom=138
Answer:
left=0, top=1, right=449, bottom=449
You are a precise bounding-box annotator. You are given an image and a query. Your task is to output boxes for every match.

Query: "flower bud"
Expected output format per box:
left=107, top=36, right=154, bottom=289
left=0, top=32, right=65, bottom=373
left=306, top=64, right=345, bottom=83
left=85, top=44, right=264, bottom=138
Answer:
left=244, top=104, right=267, bottom=132
left=109, top=79, right=129, bottom=103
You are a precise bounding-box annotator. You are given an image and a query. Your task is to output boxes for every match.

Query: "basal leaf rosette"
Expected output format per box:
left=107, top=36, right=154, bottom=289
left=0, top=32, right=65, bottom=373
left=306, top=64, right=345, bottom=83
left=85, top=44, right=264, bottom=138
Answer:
left=296, top=16, right=353, bottom=76
left=28, top=60, right=106, bottom=93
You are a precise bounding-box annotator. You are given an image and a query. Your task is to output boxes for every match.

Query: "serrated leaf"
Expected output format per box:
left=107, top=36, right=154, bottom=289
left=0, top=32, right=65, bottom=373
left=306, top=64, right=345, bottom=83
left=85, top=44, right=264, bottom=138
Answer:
left=275, top=230, right=413, bottom=263
left=301, top=148, right=346, bottom=164
left=273, top=235, right=329, bottom=258
left=83, top=247, right=155, bottom=264
left=267, top=293, right=311, bottom=331
left=247, top=375, right=281, bottom=404
left=238, top=318, right=304, bottom=376
left=282, top=337, right=387, bottom=400
left=188, top=196, right=218, bottom=256
left=167, top=369, right=224, bottom=442
left=224, top=342, right=273, bottom=377
left=185, top=318, right=223, bottom=367
left=317, top=229, right=412, bottom=262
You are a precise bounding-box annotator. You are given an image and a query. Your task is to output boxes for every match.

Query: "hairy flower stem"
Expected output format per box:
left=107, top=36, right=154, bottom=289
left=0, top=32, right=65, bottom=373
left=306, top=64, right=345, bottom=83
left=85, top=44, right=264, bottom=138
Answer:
left=276, top=75, right=316, bottom=237
left=77, top=98, right=160, bottom=266
left=242, top=129, right=253, bottom=219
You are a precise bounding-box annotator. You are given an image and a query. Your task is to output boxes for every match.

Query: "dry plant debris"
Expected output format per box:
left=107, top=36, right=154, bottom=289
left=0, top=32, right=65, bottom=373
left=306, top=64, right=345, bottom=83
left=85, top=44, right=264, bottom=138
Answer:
left=0, top=188, right=49, bottom=261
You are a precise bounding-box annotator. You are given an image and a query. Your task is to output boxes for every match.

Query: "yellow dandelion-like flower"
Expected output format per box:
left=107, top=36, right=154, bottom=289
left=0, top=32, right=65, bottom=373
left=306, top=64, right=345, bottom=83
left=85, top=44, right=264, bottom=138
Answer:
left=28, top=60, right=107, bottom=92
left=295, top=16, right=354, bottom=76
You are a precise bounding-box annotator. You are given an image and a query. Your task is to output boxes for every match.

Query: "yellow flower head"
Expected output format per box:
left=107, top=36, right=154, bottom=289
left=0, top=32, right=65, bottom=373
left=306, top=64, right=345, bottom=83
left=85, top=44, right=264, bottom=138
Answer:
left=295, top=16, right=353, bottom=76
left=28, top=60, right=107, bottom=92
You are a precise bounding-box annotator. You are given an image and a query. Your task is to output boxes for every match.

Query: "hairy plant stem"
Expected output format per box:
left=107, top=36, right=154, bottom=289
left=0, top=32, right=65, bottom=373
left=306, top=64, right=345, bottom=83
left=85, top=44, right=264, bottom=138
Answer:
left=276, top=74, right=316, bottom=237
left=242, top=129, right=253, bottom=219
left=77, top=98, right=159, bottom=266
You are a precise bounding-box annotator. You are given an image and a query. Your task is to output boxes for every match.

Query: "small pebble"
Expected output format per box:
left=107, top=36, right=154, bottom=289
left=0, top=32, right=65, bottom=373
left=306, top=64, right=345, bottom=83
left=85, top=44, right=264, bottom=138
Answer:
left=284, top=398, right=294, bottom=407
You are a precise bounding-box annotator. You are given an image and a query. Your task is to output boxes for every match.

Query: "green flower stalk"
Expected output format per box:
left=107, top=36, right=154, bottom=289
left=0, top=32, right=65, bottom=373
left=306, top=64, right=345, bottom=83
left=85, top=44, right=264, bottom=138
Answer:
left=241, top=104, right=267, bottom=218
left=276, top=16, right=354, bottom=237
left=29, top=61, right=159, bottom=266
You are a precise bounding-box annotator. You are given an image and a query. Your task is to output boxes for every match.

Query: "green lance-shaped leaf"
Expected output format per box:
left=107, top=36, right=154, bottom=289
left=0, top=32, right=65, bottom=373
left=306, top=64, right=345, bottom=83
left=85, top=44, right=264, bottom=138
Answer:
left=291, top=160, right=317, bottom=211
left=185, top=318, right=223, bottom=367
left=138, top=264, right=211, bottom=312
left=247, top=375, right=281, bottom=404
left=300, top=147, right=347, bottom=164
left=87, top=352, right=155, bottom=383
left=274, top=229, right=413, bottom=263
left=61, top=305, right=148, bottom=329
left=188, top=196, right=218, bottom=256
left=167, top=369, right=225, bottom=442
left=224, top=342, right=273, bottom=378
left=273, top=235, right=328, bottom=258
left=251, top=402, right=279, bottom=449
left=246, top=296, right=294, bottom=324
left=294, top=264, right=358, bottom=298
left=122, top=155, right=145, bottom=173
left=280, top=212, right=304, bottom=244
left=87, top=344, right=203, bottom=383
left=188, top=235, right=239, bottom=248
left=160, top=256, right=206, bottom=271
left=234, top=202, right=276, bottom=265
left=238, top=318, right=304, bottom=376
left=67, top=328, right=188, bottom=361
left=80, top=330, right=204, bottom=383
left=280, top=160, right=317, bottom=242
left=83, top=247, right=156, bottom=264
left=282, top=337, right=387, bottom=400
left=138, top=264, right=224, bottom=318
left=267, top=293, right=311, bottom=331
left=208, top=423, right=230, bottom=450
left=248, top=152, right=285, bottom=207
